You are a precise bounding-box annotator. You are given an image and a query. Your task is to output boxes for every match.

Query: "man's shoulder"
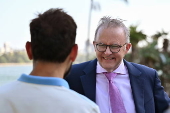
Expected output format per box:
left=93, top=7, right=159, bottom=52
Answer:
left=62, top=88, right=100, bottom=112
left=124, top=60, right=155, bottom=71
left=65, top=59, right=97, bottom=80
left=0, top=81, right=17, bottom=92
left=0, top=81, right=22, bottom=102
left=66, top=88, right=94, bottom=103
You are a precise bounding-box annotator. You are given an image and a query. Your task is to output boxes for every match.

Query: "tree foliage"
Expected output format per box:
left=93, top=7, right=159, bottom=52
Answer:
left=0, top=50, right=30, bottom=63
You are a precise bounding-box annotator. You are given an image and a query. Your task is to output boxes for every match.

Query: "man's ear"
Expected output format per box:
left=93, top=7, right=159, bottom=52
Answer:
left=25, top=41, right=33, bottom=60
left=69, top=44, right=78, bottom=62
left=93, top=41, right=96, bottom=51
left=125, top=43, right=132, bottom=53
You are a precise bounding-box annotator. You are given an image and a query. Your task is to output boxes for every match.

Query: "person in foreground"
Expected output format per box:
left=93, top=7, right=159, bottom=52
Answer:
left=0, top=8, right=100, bottom=113
left=65, top=16, right=170, bottom=113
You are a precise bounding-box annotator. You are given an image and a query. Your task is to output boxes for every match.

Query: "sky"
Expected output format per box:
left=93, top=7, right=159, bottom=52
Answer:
left=0, top=0, right=170, bottom=51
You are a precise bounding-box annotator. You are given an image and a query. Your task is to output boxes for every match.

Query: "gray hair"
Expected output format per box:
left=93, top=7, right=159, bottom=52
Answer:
left=94, top=16, right=130, bottom=43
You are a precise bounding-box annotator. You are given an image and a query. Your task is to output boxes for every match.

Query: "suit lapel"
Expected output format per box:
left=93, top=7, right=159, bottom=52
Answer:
left=80, top=59, right=97, bottom=102
left=124, top=60, right=145, bottom=113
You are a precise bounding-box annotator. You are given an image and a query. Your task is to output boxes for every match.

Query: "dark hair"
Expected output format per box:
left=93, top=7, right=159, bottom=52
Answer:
left=30, top=8, right=77, bottom=63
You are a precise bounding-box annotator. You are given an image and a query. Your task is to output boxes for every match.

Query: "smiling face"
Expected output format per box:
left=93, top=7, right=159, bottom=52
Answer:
left=93, top=26, right=131, bottom=72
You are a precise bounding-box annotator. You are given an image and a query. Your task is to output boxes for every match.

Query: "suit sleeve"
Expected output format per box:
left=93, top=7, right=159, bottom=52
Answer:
left=154, top=70, right=170, bottom=113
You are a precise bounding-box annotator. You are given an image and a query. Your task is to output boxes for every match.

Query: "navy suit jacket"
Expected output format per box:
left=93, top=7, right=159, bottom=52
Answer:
left=65, top=59, right=170, bottom=113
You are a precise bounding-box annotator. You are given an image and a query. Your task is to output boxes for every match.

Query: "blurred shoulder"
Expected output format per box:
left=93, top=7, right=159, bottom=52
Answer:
left=62, top=87, right=100, bottom=113
left=124, top=59, right=156, bottom=72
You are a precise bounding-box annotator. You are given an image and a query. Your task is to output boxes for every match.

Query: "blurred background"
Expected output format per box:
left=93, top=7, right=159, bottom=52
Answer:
left=0, top=0, right=170, bottom=95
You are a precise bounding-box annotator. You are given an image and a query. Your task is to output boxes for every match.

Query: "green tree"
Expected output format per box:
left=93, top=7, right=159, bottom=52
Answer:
left=125, top=25, right=147, bottom=62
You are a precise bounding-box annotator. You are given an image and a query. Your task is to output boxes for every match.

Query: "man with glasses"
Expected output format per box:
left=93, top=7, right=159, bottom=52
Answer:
left=65, top=16, right=170, bottom=113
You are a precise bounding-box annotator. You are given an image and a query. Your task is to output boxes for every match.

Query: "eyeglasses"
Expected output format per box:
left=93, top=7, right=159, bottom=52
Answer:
left=95, top=43, right=127, bottom=53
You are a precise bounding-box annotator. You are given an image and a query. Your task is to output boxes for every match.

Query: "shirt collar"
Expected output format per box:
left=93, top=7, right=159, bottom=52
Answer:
left=96, top=60, right=127, bottom=75
left=18, top=74, right=69, bottom=89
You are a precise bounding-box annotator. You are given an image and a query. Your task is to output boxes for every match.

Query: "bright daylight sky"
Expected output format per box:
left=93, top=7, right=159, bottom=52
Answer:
left=0, top=0, right=170, bottom=51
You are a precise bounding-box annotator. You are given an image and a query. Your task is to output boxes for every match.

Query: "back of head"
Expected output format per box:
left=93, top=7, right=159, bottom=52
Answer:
left=30, top=8, right=77, bottom=63
left=94, top=16, right=130, bottom=43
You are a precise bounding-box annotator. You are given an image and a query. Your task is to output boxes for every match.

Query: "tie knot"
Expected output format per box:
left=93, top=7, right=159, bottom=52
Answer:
left=103, top=72, right=117, bottom=81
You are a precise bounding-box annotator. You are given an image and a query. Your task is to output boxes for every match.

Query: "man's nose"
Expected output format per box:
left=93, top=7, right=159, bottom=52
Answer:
left=104, top=46, right=112, bottom=54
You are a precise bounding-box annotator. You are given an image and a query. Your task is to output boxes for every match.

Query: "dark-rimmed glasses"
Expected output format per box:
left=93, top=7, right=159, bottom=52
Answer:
left=95, top=43, right=127, bottom=53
